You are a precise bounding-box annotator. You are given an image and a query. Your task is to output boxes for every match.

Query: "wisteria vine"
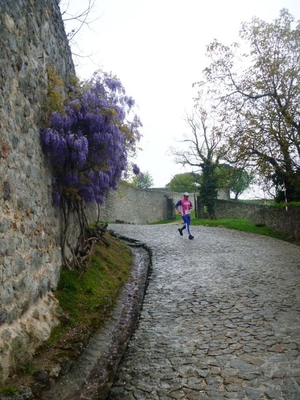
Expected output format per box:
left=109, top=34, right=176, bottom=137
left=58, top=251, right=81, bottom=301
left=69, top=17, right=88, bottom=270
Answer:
left=40, top=71, right=142, bottom=269
left=41, top=71, right=141, bottom=207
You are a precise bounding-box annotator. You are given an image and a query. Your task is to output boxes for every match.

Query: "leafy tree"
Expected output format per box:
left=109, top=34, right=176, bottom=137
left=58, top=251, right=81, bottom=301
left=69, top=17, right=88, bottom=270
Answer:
left=215, top=164, right=254, bottom=200
left=229, top=168, right=255, bottom=200
left=166, top=172, right=200, bottom=193
left=40, top=71, right=142, bottom=270
left=199, top=9, right=300, bottom=202
left=200, top=160, right=218, bottom=218
left=131, top=171, right=154, bottom=189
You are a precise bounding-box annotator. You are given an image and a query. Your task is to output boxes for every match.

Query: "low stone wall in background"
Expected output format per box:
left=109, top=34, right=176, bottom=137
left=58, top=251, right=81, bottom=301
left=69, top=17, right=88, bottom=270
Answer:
left=249, top=205, right=300, bottom=245
left=94, top=182, right=181, bottom=224
left=196, top=199, right=300, bottom=245
left=197, top=199, right=262, bottom=219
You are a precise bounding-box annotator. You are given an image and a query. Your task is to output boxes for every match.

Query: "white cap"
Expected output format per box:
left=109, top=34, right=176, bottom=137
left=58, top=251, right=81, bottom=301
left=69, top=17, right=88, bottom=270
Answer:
left=183, top=192, right=189, bottom=196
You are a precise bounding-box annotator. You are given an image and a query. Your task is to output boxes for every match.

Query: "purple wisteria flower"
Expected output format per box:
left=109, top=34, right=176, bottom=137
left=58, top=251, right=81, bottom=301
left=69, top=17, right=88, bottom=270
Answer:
left=40, top=71, right=142, bottom=206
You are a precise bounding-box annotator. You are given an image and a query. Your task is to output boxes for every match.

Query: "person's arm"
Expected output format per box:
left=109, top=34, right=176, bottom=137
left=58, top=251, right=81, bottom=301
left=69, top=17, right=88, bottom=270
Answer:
left=175, top=200, right=181, bottom=214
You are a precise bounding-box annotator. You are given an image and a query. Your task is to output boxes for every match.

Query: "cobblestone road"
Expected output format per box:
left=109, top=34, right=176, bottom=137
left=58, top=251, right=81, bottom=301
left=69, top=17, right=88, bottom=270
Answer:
left=108, top=224, right=300, bottom=400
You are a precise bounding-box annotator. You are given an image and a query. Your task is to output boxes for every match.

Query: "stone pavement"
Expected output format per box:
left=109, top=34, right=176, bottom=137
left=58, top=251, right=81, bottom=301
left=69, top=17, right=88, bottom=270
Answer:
left=108, top=223, right=300, bottom=400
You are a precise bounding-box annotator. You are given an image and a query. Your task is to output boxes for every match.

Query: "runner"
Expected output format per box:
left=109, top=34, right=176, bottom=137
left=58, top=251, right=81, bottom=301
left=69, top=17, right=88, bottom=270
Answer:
left=175, top=192, right=194, bottom=240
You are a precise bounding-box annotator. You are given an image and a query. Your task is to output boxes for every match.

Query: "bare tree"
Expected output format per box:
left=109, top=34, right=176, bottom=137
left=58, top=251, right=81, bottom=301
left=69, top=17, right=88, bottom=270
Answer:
left=171, top=105, right=227, bottom=217
left=59, top=0, right=101, bottom=64
left=60, top=0, right=97, bottom=41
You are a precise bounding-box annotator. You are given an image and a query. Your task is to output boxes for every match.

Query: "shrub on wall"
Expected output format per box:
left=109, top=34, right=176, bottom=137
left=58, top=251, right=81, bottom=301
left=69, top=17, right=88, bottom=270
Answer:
left=40, top=70, right=142, bottom=270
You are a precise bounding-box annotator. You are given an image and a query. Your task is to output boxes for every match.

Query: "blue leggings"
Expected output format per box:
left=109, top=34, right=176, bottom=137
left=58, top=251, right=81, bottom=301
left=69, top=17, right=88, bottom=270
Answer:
left=182, top=215, right=191, bottom=235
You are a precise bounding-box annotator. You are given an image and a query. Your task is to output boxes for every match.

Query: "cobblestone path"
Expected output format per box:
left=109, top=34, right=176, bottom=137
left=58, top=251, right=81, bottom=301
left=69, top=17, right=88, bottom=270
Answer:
left=108, top=224, right=300, bottom=400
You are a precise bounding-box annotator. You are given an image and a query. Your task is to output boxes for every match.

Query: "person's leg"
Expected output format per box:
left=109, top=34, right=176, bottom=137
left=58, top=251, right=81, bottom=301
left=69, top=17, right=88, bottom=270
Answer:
left=178, top=217, right=186, bottom=236
left=183, top=215, right=194, bottom=239
left=186, top=216, right=191, bottom=235
left=178, top=218, right=186, bottom=235
left=182, top=216, right=190, bottom=234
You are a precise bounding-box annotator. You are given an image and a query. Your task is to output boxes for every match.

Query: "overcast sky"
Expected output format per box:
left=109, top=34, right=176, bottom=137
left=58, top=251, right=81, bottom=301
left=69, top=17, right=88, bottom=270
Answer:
left=60, top=0, right=300, bottom=196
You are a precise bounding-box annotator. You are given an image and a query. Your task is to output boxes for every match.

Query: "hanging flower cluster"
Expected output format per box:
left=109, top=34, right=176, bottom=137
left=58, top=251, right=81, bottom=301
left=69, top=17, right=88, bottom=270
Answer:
left=40, top=71, right=142, bottom=206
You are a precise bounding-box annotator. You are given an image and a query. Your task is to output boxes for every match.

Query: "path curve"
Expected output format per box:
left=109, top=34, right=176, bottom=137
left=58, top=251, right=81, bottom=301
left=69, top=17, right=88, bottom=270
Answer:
left=108, top=224, right=300, bottom=400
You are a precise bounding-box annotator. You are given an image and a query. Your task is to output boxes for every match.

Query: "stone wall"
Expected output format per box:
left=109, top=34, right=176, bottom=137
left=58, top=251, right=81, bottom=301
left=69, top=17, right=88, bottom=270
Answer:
left=0, top=0, right=74, bottom=382
left=0, top=0, right=188, bottom=381
left=196, top=199, right=262, bottom=219
left=249, top=205, right=300, bottom=245
left=196, top=199, right=300, bottom=245
left=96, top=182, right=183, bottom=224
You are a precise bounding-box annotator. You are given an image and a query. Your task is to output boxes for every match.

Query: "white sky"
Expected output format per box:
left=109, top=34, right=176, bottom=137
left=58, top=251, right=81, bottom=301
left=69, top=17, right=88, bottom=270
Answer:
left=60, top=0, right=300, bottom=196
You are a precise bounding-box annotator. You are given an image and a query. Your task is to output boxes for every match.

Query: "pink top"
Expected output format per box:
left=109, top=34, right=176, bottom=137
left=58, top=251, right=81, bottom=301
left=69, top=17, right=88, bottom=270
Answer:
left=176, top=198, right=192, bottom=216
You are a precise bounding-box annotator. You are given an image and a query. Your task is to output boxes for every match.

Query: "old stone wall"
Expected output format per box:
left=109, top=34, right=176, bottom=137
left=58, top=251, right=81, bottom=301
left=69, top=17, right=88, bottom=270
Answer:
left=196, top=199, right=262, bottom=219
left=0, top=0, right=74, bottom=382
left=196, top=199, right=300, bottom=245
left=249, top=205, right=300, bottom=245
left=96, top=182, right=182, bottom=224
